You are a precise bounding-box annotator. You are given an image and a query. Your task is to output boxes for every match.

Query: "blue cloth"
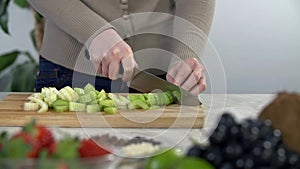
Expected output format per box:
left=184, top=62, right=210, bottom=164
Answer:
left=35, top=56, right=129, bottom=93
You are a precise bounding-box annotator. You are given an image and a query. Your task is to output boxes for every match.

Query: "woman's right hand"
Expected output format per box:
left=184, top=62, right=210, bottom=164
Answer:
left=88, top=29, right=137, bottom=82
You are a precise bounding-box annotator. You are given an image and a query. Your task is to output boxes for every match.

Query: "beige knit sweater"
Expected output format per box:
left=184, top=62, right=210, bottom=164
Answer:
left=28, top=0, right=215, bottom=75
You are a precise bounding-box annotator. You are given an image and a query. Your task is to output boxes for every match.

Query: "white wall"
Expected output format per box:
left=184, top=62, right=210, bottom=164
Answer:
left=208, top=0, right=300, bottom=93
left=0, top=1, right=300, bottom=93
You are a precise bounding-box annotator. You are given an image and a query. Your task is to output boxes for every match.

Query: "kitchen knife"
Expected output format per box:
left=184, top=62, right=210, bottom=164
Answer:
left=85, top=49, right=202, bottom=106
left=129, top=67, right=202, bottom=106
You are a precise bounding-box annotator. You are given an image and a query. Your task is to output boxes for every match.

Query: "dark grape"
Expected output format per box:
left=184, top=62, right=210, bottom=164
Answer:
left=223, top=141, right=243, bottom=160
left=228, top=124, right=241, bottom=138
left=219, top=162, right=234, bottom=169
left=185, top=112, right=300, bottom=169
left=186, top=145, right=208, bottom=158
left=218, top=112, right=236, bottom=127
left=287, top=150, right=300, bottom=167
left=234, top=158, right=245, bottom=169
left=204, top=147, right=223, bottom=167
left=209, top=124, right=228, bottom=145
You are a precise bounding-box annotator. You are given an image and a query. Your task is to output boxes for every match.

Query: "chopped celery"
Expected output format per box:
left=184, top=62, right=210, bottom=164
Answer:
left=27, top=96, right=48, bottom=113
left=69, top=102, right=86, bottom=112
left=147, top=93, right=157, bottom=106
left=23, top=102, right=39, bottom=111
left=41, top=87, right=57, bottom=107
left=99, top=99, right=116, bottom=108
left=104, top=107, right=118, bottom=114
left=164, top=91, right=174, bottom=104
left=128, top=94, right=146, bottom=102
left=131, top=100, right=149, bottom=110
left=59, top=88, right=73, bottom=101
left=86, top=104, right=100, bottom=113
left=79, top=93, right=92, bottom=103
left=54, top=105, right=69, bottom=113
left=108, top=93, right=129, bottom=108
left=53, top=99, right=69, bottom=112
left=64, top=86, right=79, bottom=102
left=74, top=87, right=85, bottom=95
left=84, top=83, right=96, bottom=93
left=127, top=103, right=135, bottom=110
left=52, top=99, right=69, bottom=107
left=88, top=91, right=97, bottom=100
left=172, top=90, right=181, bottom=102
left=97, top=89, right=107, bottom=102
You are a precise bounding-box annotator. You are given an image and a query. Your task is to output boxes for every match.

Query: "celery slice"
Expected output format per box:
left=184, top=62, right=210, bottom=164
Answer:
left=86, top=104, right=100, bottom=113
left=69, top=102, right=86, bottom=112
left=27, top=96, right=48, bottom=113
left=88, top=91, right=97, bottom=101
left=54, top=105, right=69, bottom=113
left=84, top=83, right=96, bottom=93
left=74, top=87, right=85, bottom=95
left=104, top=107, right=118, bottom=114
left=79, top=93, right=92, bottom=103
left=99, top=99, right=116, bottom=108
left=131, top=100, right=149, bottom=110
left=52, top=99, right=69, bottom=107
left=23, top=102, right=39, bottom=111
left=64, top=86, right=79, bottom=102
left=172, top=90, right=181, bottom=102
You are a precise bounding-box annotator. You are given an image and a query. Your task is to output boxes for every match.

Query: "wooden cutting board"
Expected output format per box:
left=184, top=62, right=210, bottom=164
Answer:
left=0, top=94, right=205, bottom=128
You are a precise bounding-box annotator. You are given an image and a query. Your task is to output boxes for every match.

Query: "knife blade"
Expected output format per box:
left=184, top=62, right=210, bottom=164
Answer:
left=129, top=67, right=202, bottom=106
left=84, top=49, right=201, bottom=106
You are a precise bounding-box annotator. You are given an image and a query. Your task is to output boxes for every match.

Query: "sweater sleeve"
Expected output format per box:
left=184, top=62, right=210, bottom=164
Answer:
left=172, top=0, right=215, bottom=62
left=27, top=0, right=113, bottom=45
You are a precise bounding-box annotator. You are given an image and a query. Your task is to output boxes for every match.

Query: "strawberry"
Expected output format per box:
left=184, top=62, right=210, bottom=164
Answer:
left=78, top=138, right=110, bottom=158
left=11, top=131, right=40, bottom=157
left=23, top=120, right=55, bottom=154
left=34, top=125, right=55, bottom=148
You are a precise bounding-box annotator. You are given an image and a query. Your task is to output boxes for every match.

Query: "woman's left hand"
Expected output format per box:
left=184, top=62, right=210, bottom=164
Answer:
left=166, top=57, right=206, bottom=96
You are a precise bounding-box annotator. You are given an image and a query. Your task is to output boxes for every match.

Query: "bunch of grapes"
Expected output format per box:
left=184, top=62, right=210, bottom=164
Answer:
left=187, top=113, right=300, bottom=169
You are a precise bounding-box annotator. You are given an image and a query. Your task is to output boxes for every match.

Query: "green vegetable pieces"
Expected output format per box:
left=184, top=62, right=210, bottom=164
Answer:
left=23, top=83, right=179, bottom=114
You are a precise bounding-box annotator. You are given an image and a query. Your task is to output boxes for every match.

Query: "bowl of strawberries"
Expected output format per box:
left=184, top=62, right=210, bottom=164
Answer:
left=0, top=120, right=116, bottom=169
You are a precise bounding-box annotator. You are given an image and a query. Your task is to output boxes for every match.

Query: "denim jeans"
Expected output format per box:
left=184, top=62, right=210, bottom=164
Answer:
left=35, top=56, right=129, bottom=93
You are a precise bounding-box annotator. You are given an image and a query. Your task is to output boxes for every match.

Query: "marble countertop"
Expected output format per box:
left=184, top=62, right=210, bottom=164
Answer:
left=0, top=92, right=276, bottom=153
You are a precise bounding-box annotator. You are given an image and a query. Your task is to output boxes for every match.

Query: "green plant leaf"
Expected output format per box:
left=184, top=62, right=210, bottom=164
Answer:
left=11, top=61, right=38, bottom=92
left=0, top=71, right=13, bottom=91
left=13, top=0, right=29, bottom=8
left=0, top=0, right=10, bottom=16
left=0, top=50, right=20, bottom=72
left=30, top=29, right=37, bottom=50
left=0, top=0, right=10, bottom=34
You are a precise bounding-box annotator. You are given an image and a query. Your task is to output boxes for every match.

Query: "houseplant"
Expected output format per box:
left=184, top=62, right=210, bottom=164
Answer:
left=0, top=0, right=44, bottom=92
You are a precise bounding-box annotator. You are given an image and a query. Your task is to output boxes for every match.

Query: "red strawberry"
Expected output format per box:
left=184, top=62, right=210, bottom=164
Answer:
left=78, top=138, right=111, bottom=158
left=23, top=120, right=55, bottom=151
left=11, top=131, right=40, bottom=157
left=34, top=125, right=55, bottom=148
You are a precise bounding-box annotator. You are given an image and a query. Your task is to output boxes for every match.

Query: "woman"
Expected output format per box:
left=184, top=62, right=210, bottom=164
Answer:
left=28, top=0, right=215, bottom=96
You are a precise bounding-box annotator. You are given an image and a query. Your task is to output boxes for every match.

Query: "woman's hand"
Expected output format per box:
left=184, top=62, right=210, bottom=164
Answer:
left=88, top=29, right=137, bottom=82
left=166, top=57, right=206, bottom=96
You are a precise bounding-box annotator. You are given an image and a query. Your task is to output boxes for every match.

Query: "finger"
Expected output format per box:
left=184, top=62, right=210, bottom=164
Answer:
left=166, top=63, right=180, bottom=85
left=181, top=65, right=205, bottom=91
left=175, top=62, right=195, bottom=86
left=107, top=49, right=122, bottom=80
left=166, top=73, right=175, bottom=84
left=189, top=76, right=206, bottom=96
left=101, top=56, right=109, bottom=77
left=121, top=55, right=136, bottom=82
left=96, top=62, right=102, bottom=75
left=108, top=61, right=120, bottom=80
